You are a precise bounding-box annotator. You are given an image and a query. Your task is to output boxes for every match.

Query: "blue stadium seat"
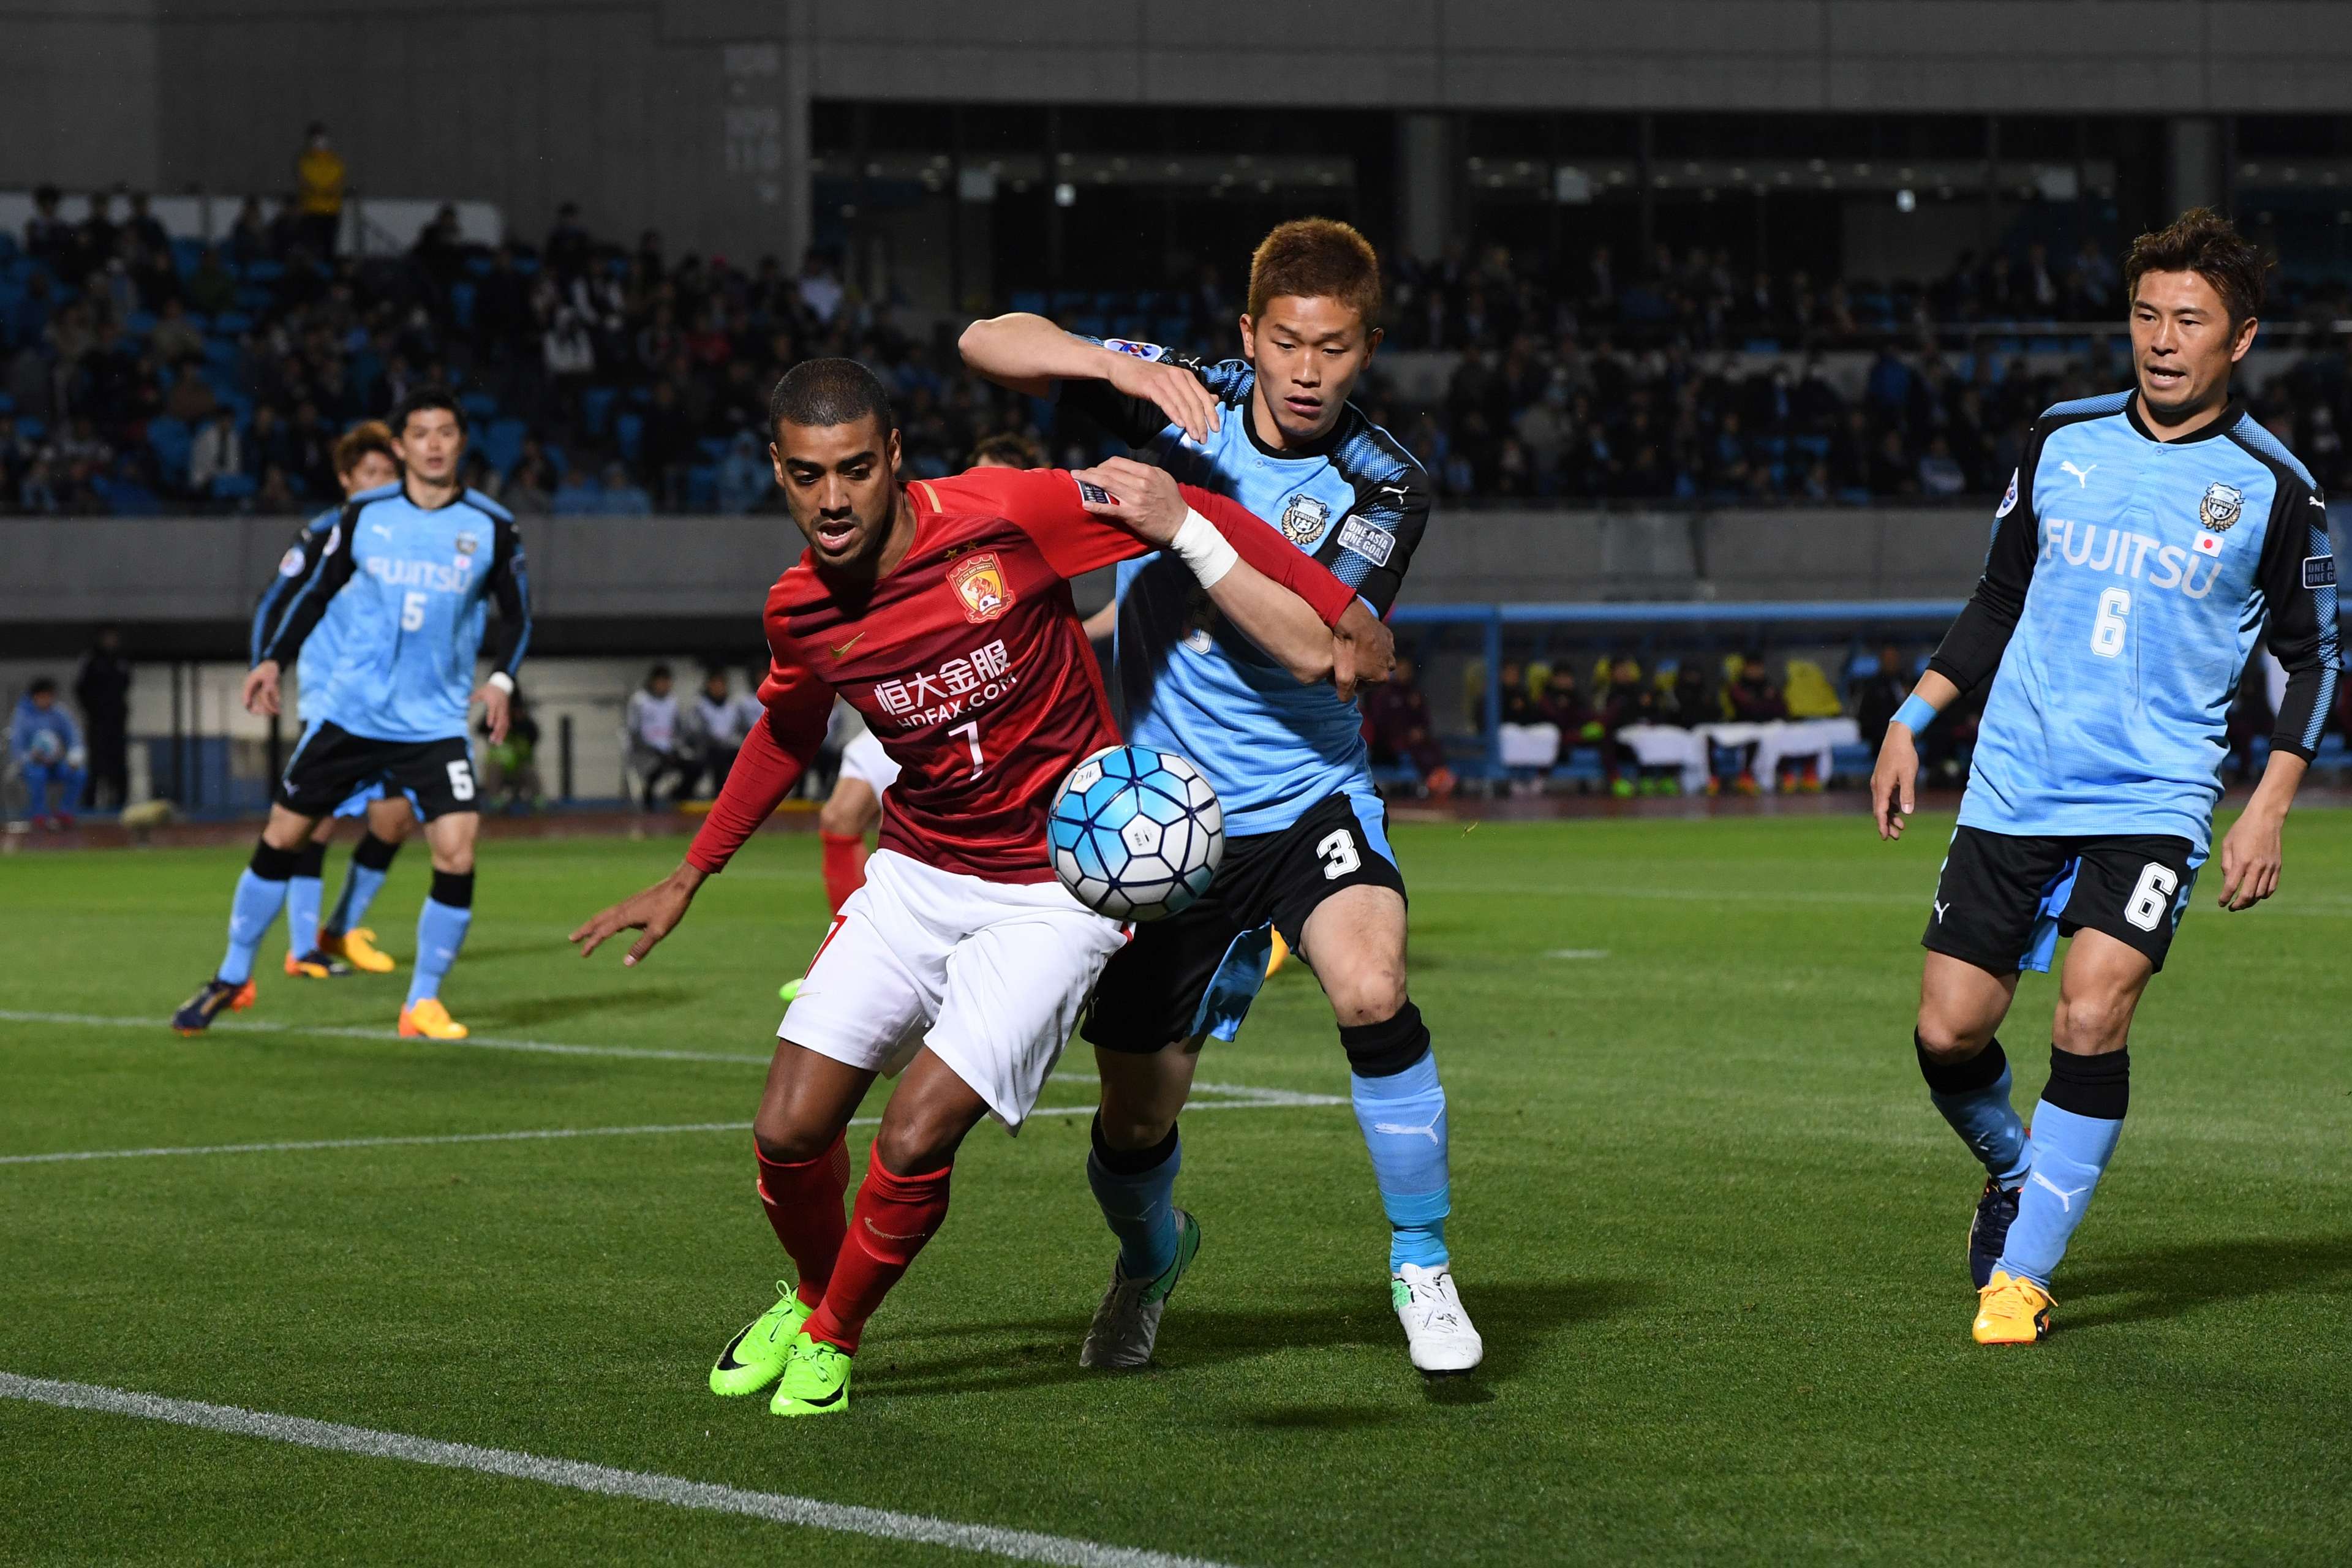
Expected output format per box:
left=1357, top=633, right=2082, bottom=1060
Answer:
left=146, top=417, right=192, bottom=475
left=211, top=311, right=252, bottom=334
left=1828, top=742, right=1876, bottom=782
left=1068, top=314, right=1108, bottom=341
left=685, top=463, right=719, bottom=511
left=16, top=417, right=44, bottom=442
left=614, top=411, right=644, bottom=464
left=581, top=386, right=617, bottom=437
left=459, top=390, right=499, bottom=421
left=466, top=255, right=495, bottom=276
left=448, top=281, right=476, bottom=331
left=233, top=285, right=274, bottom=312
left=171, top=238, right=204, bottom=275
left=1010, top=291, right=1048, bottom=316
left=209, top=473, right=257, bottom=502
left=695, top=435, right=731, bottom=464
left=244, top=259, right=285, bottom=284
left=1153, top=315, right=1191, bottom=348
left=124, top=310, right=157, bottom=336
left=203, top=337, right=239, bottom=368
left=479, top=418, right=527, bottom=477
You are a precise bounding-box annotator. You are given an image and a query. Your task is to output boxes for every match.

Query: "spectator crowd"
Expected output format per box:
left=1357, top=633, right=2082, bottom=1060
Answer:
left=3, top=173, right=2346, bottom=516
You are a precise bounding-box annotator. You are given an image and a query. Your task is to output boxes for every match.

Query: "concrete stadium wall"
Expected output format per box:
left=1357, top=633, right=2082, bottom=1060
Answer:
left=6, top=2, right=2351, bottom=260
left=0, top=507, right=1992, bottom=639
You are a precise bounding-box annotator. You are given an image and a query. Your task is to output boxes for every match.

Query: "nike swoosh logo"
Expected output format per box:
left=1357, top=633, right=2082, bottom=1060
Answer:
left=864, top=1217, right=927, bottom=1242
left=790, top=1382, right=846, bottom=1409
left=714, top=1329, right=752, bottom=1370
left=829, top=631, right=866, bottom=659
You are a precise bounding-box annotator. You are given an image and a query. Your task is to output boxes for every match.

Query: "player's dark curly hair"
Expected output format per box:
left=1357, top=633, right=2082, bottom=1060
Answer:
left=390, top=385, right=466, bottom=437
left=769, top=358, right=896, bottom=439
left=967, top=432, right=1041, bottom=469
left=2124, top=208, right=2269, bottom=325
left=1248, top=217, right=1382, bottom=330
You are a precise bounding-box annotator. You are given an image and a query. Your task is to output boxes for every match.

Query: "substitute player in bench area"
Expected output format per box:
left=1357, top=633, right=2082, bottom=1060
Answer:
left=963, top=218, right=1480, bottom=1374
left=570, top=359, right=1386, bottom=1417
left=1873, top=209, right=2340, bottom=1344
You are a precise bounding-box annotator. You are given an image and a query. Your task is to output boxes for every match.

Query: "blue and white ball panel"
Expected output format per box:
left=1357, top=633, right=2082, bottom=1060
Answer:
left=1047, top=745, right=1224, bottom=922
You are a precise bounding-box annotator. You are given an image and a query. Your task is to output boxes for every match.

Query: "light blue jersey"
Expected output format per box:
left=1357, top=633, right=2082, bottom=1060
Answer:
left=252, top=507, right=353, bottom=724
left=1065, top=347, right=1431, bottom=837
left=1933, top=391, right=2339, bottom=855
left=260, top=484, right=532, bottom=744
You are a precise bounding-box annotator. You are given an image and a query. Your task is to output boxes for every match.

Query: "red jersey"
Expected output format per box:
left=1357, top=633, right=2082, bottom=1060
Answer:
left=685, top=467, right=1357, bottom=883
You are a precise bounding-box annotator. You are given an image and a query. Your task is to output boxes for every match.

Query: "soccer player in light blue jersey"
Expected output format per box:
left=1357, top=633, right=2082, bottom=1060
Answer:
left=247, top=420, right=417, bottom=981
left=175, top=388, right=532, bottom=1042
left=1872, top=209, right=2340, bottom=1344
left=963, top=219, right=1484, bottom=1375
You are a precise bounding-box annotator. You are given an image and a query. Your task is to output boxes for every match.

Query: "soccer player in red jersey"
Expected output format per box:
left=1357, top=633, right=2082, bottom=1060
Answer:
left=571, top=360, right=1388, bottom=1417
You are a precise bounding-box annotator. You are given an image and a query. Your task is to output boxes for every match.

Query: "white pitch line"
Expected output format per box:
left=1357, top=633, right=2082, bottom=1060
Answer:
left=0, top=1092, right=1345, bottom=1168
left=0, top=1009, right=771, bottom=1065
left=1545, top=949, right=1610, bottom=960
left=0, top=1372, right=1240, bottom=1568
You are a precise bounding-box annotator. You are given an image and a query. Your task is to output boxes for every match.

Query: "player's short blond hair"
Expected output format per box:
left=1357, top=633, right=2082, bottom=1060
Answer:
left=333, top=420, right=396, bottom=480
left=1246, top=218, right=1382, bottom=330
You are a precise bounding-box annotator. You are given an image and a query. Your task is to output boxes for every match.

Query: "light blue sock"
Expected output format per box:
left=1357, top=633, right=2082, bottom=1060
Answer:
left=1351, top=1051, right=1452, bottom=1272
left=1997, top=1102, right=2125, bottom=1286
left=405, top=896, right=473, bottom=1008
left=1085, top=1118, right=1181, bottom=1281
left=219, top=868, right=290, bottom=986
left=285, top=875, right=323, bottom=957
left=325, top=859, right=389, bottom=937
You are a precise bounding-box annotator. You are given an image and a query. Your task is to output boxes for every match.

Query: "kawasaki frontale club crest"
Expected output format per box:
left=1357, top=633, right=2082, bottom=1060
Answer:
left=2199, top=481, right=2243, bottom=533
left=1278, top=494, right=1329, bottom=545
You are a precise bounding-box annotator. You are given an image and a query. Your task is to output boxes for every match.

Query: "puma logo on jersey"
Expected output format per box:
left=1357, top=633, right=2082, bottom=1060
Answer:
left=2030, top=1170, right=2089, bottom=1212
left=2059, top=461, right=2098, bottom=488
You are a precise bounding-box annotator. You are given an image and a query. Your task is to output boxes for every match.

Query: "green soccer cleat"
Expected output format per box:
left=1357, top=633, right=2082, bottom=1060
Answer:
left=709, top=1283, right=814, bottom=1397
left=1079, top=1208, right=1201, bottom=1369
left=769, top=1332, right=852, bottom=1417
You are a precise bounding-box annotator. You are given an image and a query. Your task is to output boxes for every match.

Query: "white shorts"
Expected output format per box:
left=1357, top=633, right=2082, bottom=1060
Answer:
left=837, top=729, right=900, bottom=796
left=778, top=848, right=1128, bottom=1128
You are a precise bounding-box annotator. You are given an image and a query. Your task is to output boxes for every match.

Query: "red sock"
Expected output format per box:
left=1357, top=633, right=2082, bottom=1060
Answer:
left=819, top=832, right=868, bottom=914
left=805, top=1157, right=952, bottom=1354
left=755, top=1134, right=851, bottom=1309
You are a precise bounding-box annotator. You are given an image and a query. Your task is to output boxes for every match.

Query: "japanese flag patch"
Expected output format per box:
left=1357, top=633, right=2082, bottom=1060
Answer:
left=2193, top=532, right=2223, bottom=557
left=2305, top=556, right=2337, bottom=589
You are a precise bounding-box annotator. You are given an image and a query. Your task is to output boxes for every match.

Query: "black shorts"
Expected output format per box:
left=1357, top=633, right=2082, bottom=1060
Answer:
left=277, top=720, right=479, bottom=823
left=1923, top=825, right=2202, bottom=976
left=1082, top=791, right=1404, bottom=1053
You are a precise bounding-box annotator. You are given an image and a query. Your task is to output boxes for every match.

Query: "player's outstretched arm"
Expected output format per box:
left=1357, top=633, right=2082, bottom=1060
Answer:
left=570, top=862, right=707, bottom=966
left=1071, top=458, right=1363, bottom=684
left=1871, top=669, right=1961, bottom=841
left=959, top=314, right=1221, bottom=443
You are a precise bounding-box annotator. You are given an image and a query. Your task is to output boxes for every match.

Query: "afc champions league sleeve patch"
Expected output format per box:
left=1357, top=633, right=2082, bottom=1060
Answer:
left=2306, top=555, right=2338, bottom=589
left=1994, top=469, right=2019, bottom=518
left=278, top=546, right=308, bottom=577
left=1101, top=339, right=1166, bottom=361
left=1336, top=516, right=1396, bottom=567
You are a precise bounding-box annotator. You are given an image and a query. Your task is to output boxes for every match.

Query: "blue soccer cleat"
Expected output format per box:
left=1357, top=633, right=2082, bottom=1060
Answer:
left=1967, top=1176, right=2022, bottom=1290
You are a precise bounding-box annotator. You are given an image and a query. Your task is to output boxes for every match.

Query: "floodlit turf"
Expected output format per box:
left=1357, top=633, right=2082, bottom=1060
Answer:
left=3, top=811, right=2349, bottom=1565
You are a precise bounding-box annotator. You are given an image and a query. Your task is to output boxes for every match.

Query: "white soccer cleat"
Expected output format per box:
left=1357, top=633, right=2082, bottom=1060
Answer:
left=1392, top=1262, right=1483, bottom=1375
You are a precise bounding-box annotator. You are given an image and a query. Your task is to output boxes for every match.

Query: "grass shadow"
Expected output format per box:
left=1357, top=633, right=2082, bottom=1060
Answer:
left=2063, top=1233, right=2352, bottom=1330
left=868, top=1277, right=1645, bottom=1404
left=469, top=985, right=697, bottom=1030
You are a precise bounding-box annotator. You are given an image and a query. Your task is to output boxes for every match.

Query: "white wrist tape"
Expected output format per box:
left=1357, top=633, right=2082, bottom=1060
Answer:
left=1169, top=508, right=1240, bottom=589
left=487, top=671, right=516, bottom=694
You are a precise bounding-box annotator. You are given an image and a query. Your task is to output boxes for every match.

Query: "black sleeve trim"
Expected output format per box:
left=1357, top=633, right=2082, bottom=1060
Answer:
left=258, top=502, right=361, bottom=668
left=2254, top=477, right=2340, bottom=760
left=1927, top=423, right=2047, bottom=694
left=251, top=521, right=328, bottom=665
left=1314, top=435, right=1431, bottom=617
left=484, top=514, right=533, bottom=678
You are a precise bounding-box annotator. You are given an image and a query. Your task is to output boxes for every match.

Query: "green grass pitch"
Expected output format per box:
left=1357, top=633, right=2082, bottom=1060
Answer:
left=2, top=811, right=2348, bottom=1565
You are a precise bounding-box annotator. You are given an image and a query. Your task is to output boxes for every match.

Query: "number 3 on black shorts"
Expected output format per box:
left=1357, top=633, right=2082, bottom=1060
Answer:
left=1315, top=829, right=1361, bottom=880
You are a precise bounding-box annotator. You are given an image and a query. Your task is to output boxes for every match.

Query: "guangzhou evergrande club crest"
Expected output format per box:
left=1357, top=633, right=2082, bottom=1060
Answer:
left=2199, top=481, right=2243, bottom=532
left=949, top=551, right=1012, bottom=623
